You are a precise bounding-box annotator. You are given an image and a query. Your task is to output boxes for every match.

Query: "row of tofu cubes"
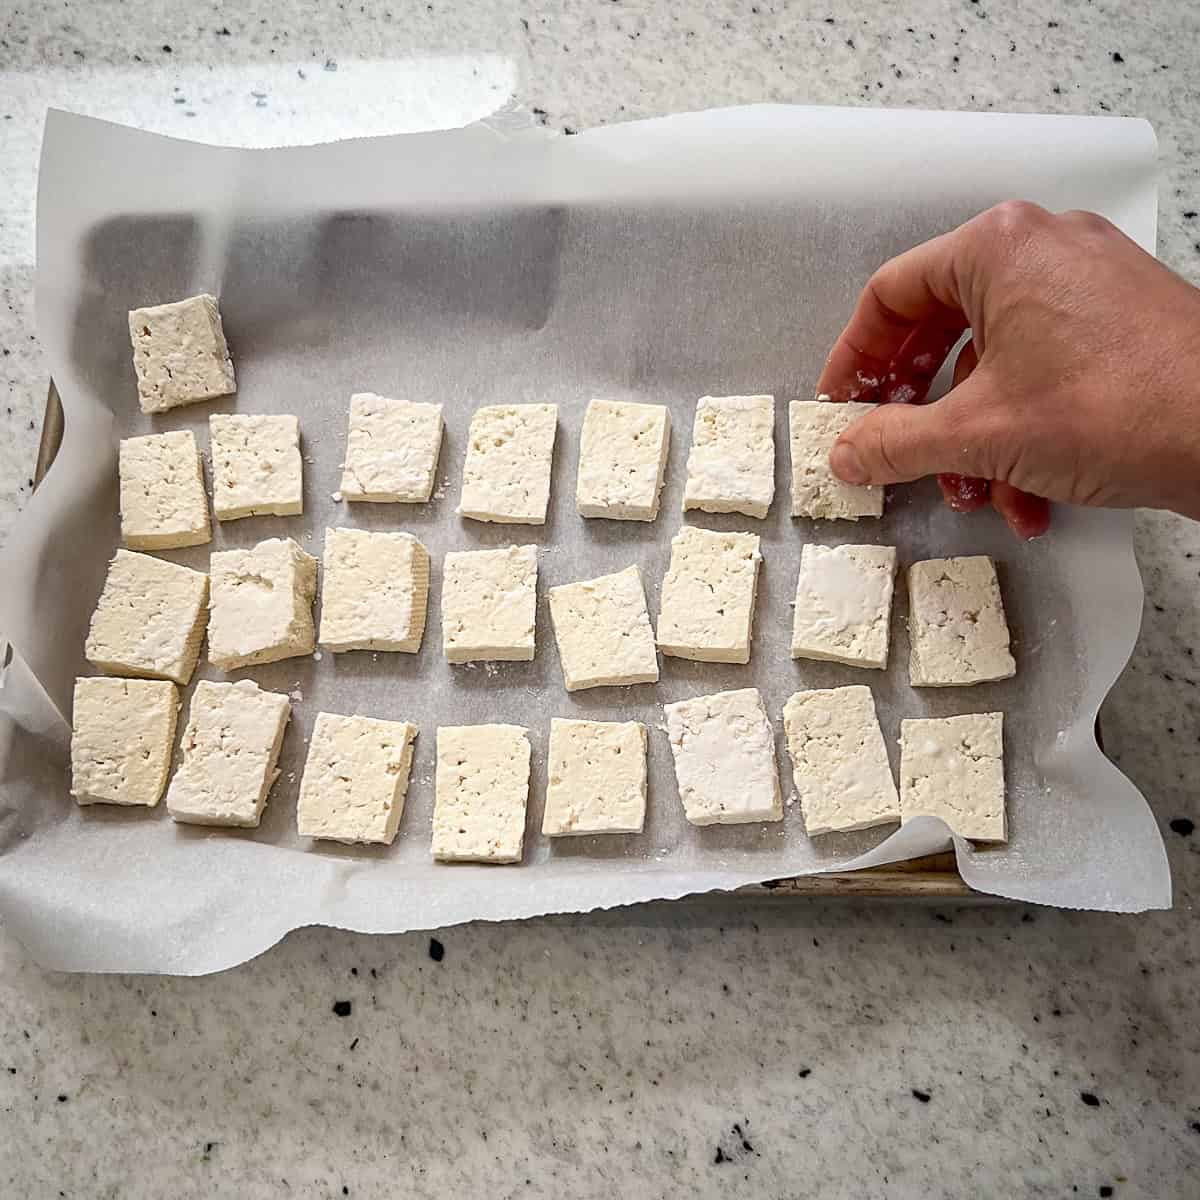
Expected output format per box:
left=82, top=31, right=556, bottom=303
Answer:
left=71, top=679, right=1006, bottom=850
left=83, top=535, right=1015, bottom=690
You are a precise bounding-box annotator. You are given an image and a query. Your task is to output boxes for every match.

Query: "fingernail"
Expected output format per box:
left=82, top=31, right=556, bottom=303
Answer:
left=830, top=442, right=868, bottom=484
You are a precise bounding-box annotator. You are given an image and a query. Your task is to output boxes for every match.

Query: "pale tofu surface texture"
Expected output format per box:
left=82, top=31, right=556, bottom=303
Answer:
left=542, top=718, right=647, bottom=836
left=791, top=543, right=897, bottom=669
left=339, top=393, right=444, bottom=503
left=789, top=400, right=883, bottom=519
left=682, top=394, right=775, bottom=519
left=432, top=724, right=531, bottom=863
left=664, top=688, right=782, bottom=825
left=782, top=685, right=899, bottom=836
left=118, top=430, right=211, bottom=550
left=907, top=556, right=1015, bottom=686
left=297, top=712, right=418, bottom=844
left=128, top=293, right=236, bottom=413
left=900, top=713, right=1006, bottom=842
left=209, top=413, right=303, bottom=520
left=70, top=677, right=178, bottom=807
left=575, top=399, right=671, bottom=521
left=84, top=549, right=209, bottom=686
left=166, top=679, right=291, bottom=827
left=459, top=404, right=557, bottom=524
left=441, top=544, right=538, bottom=663
left=319, top=527, right=430, bottom=653
left=208, top=537, right=318, bottom=670
left=548, top=564, right=659, bottom=690
left=656, top=525, right=762, bottom=663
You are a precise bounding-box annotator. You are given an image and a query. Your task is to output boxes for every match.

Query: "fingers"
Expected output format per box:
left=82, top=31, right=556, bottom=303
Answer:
left=991, top=482, right=1052, bottom=539
left=936, top=339, right=990, bottom=511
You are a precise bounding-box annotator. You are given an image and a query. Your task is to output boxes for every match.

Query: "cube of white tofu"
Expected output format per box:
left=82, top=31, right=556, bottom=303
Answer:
left=296, top=712, right=418, bottom=844
left=318, top=527, right=430, bottom=653
left=118, top=430, right=211, bottom=550
left=70, top=677, right=178, bottom=807
left=166, top=679, right=291, bottom=827
left=542, top=718, right=647, bottom=836
left=459, top=403, right=557, bottom=524
left=789, top=400, right=883, bottom=519
left=85, top=549, right=209, bottom=686
left=656, top=525, right=761, bottom=664
left=432, top=724, right=531, bottom=863
left=664, top=688, right=782, bottom=825
left=899, top=713, right=1006, bottom=842
left=128, top=293, right=236, bottom=413
left=682, top=394, right=775, bottom=519
left=907, top=556, right=1015, bottom=687
left=208, top=537, right=318, bottom=670
left=548, top=564, right=659, bottom=691
left=441, top=544, right=537, bottom=663
left=781, top=686, right=899, bottom=836
left=576, top=399, right=671, bottom=521
left=339, top=392, right=444, bottom=503
left=209, top=413, right=303, bottom=520
left=791, top=543, right=897, bottom=669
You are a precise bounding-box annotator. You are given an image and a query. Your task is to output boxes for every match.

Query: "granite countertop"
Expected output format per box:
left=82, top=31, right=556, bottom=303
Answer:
left=2, top=2, right=1199, bottom=1197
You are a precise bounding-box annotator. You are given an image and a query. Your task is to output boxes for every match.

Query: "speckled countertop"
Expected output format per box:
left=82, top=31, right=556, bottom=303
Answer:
left=2, top=2, right=1200, bottom=1197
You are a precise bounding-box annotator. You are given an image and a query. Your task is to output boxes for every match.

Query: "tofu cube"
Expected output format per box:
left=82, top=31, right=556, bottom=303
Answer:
left=118, top=430, right=211, bottom=550
left=128, top=293, right=236, bottom=413
left=432, top=724, right=531, bottom=863
left=548, top=565, right=659, bottom=691
left=70, top=677, right=178, bottom=807
left=441, top=544, right=538, bottom=663
left=208, top=537, right=318, bottom=670
left=656, top=525, right=762, bottom=664
left=166, top=680, right=291, bottom=827
left=682, top=394, right=775, bottom=519
left=296, top=712, right=418, bottom=844
left=575, top=399, right=671, bottom=521
left=789, top=400, right=883, bottom=519
left=899, top=713, right=1006, bottom=842
left=318, top=527, right=430, bottom=653
left=664, top=688, right=782, bottom=825
left=85, top=549, right=208, bottom=686
left=782, top=686, right=899, bottom=836
left=907, top=556, right=1015, bottom=687
left=209, top=413, right=303, bottom=520
left=542, top=718, right=647, bottom=836
left=339, top=392, right=444, bottom=503
left=791, top=543, right=897, bottom=669
left=458, top=403, right=557, bottom=524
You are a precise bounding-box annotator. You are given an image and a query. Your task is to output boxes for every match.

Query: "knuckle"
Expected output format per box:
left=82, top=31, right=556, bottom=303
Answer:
left=983, top=199, right=1047, bottom=238
left=1059, top=208, right=1114, bottom=237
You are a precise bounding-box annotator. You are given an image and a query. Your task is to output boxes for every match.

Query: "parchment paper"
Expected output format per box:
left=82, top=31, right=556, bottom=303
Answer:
left=0, top=105, right=1169, bottom=975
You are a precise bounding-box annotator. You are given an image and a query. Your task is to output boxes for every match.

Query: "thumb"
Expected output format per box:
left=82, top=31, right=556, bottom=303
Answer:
left=828, top=374, right=996, bottom=486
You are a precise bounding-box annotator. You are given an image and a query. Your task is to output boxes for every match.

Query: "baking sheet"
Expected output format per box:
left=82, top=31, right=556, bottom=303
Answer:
left=0, top=104, right=1169, bottom=975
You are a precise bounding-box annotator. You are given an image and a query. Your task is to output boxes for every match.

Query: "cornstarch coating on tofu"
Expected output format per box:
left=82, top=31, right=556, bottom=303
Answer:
left=542, top=718, right=647, bottom=836
left=576, top=399, right=671, bottom=521
left=441, top=544, right=538, bottom=663
left=118, top=430, right=211, bottom=550
left=339, top=393, right=444, bottom=503
left=127, top=293, right=235, bottom=413
left=458, top=403, right=557, bottom=524
left=682, top=394, right=775, bottom=519
left=209, top=413, right=303, bottom=520
left=788, top=399, right=883, bottom=520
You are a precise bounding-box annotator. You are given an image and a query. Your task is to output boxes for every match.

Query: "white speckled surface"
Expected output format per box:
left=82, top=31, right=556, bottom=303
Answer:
left=2, top=2, right=1200, bottom=1196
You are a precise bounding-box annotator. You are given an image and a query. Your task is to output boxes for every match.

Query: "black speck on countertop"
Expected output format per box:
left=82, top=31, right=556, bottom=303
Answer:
left=713, top=1146, right=728, bottom=1164
left=217, top=26, right=231, bottom=35
left=324, top=58, right=337, bottom=71
left=912, top=1088, right=931, bottom=1103
left=1099, top=1188, right=1113, bottom=1198
left=1184, top=211, right=1198, bottom=219
left=798, top=1067, right=811, bottom=1078
left=332, top=1000, right=352, bottom=1017
left=349, top=1037, right=359, bottom=1051
left=429, top=937, right=445, bottom=962
left=1080, top=1091, right=1101, bottom=1107
left=162, top=44, right=172, bottom=53
left=57, top=1094, right=67, bottom=1102
left=1170, top=818, right=1194, bottom=836
left=1112, top=51, right=1124, bottom=62
left=203, top=1141, right=216, bottom=1155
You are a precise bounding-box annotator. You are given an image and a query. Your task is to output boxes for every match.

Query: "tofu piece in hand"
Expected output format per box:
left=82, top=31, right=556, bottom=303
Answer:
left=542, top=718, right=647, bottom=836
left=432, top=724, right=531, bottom=863
left=209, top=413, right=303, bottom=520
left=297, top=712, right=418, bottom=844
left=664, top=688, right=782, bottom=825
left=656, top=525, right=762, bottom=664
left=319, top=527, right=430, bottom=653
left=166, top=679, right=291, bottom=827
left=575, top=399, right=671, bottom=521
left=782, top=685, right=898, bottom=836
left=208, top=537, right=318, bottom=670
left=339, top=393, right=444, bottom=503
left=899, top=713, right=1006, bottom=842
left=441, top=544, right=537, bottom=663
left=118, top=430, right=211, bottom=550
left=70, top=677, right=179, bottom=807
left=85, top=549, right=209, bottom=686
left=128, top=293, right=236, bottom=413
left=458, top=403, right=557, bottom=524
left=682, top=394, right=775, bottom=519
left=789, top=399, right=883, bottom=520
left=907, top=556, right=1015, bottom=687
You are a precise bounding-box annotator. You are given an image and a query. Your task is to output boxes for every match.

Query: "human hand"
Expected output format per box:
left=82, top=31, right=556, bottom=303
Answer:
left=816, top=201, right=1200, bottom=538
